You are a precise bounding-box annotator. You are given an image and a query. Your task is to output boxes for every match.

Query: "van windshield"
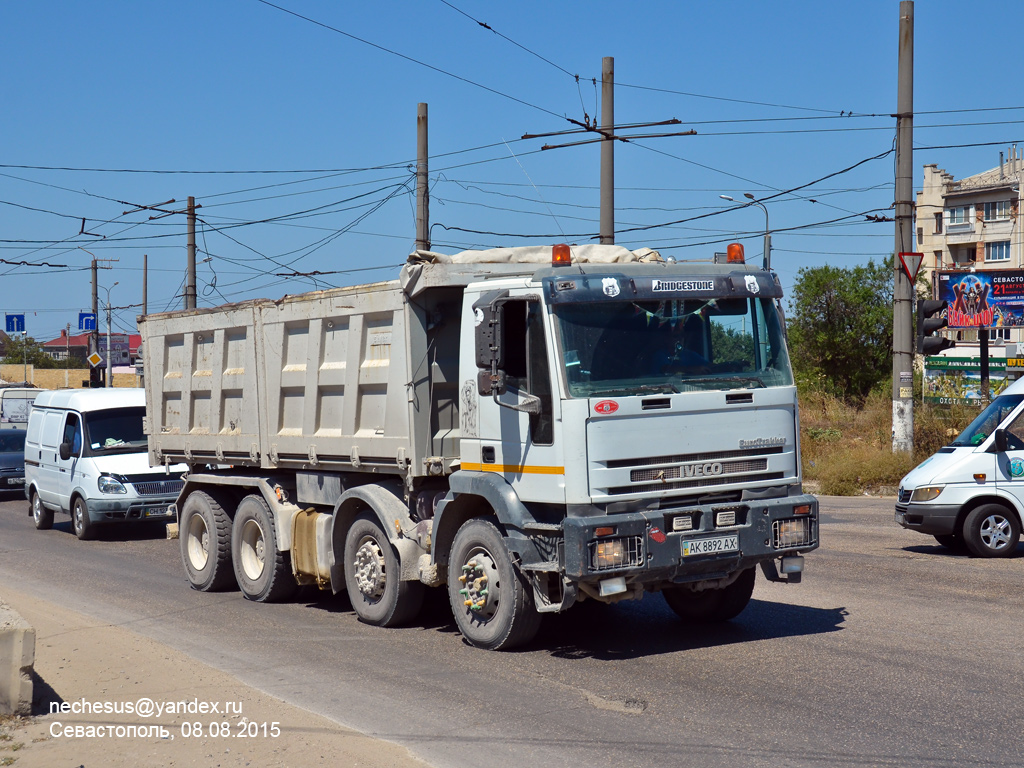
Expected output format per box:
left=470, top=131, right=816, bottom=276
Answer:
left=83, top=407, right=147, bottom=456
left=949, top=394, right=1024, bottom=447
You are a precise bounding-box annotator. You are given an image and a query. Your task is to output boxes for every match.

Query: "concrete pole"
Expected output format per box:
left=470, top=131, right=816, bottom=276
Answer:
left=106, top=296, right=112, bottom=388
left=142, top=254, right=148, bottom=317
left=185, top=196, right=196, bottom=310
left=599, top=56, right=614, bottom=245
left=416, top=103, right=430, bottom=252
left=892, top=0, right=915, bottom=453
left=91, top=259, right=99, bottom=387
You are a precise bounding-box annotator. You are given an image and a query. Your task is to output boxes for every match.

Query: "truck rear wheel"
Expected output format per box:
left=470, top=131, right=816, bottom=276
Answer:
left=180, top=491, right=234, bottom=592
left=344, top=513, right=423, bottom=627
left=232, top=494, right=297, bottom=602
left=663, top=567, right=756, bottom=624
left=447, top=517, right=541, bottom=651
left=963, top=504, right=1021, bottom=558
left=31, top=491, right=53, bottom=530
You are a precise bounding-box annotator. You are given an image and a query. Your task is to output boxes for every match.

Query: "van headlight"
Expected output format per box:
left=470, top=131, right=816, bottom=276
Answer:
left=98, top=475, right=127, bottom=494
left=910, top=485, right=944, bottom=502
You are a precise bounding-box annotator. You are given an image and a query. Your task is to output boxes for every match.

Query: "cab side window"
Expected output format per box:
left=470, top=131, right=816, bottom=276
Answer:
left=61, top=413, right=82, bottom=457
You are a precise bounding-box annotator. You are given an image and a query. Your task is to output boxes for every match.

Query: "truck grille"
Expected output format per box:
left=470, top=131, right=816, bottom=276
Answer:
left=130, top=478, right=185, bottom=497
left=610, top=472, right=784, bottom=496
left=630, top=458, right=768, bottom=483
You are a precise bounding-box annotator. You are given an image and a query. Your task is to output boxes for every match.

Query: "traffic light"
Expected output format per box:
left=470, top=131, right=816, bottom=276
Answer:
left=917, top=299, right=954, bottom=355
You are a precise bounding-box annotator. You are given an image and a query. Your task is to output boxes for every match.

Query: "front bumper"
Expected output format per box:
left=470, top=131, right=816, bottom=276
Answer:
left=562, top=493, right=818, bottom=584
left=894, top=501, right=960, bottom=536
left=86, top=496, right=177, bottom=524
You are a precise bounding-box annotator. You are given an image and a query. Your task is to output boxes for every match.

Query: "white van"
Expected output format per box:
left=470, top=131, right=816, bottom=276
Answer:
left=896, top=376, right=1024, bottom=557
left=24, top=388, right=185, bottom=539
left=0, top=387, right=41, bottom=429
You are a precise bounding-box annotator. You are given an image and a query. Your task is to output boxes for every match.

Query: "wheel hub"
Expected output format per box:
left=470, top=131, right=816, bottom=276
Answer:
left=187, top=515, right=210, bottom=569
left=353, top=538, right=387, bottom=600
left=458, top=549, right=500, bottom=619
left=981, top=515, right=1012, bottom=550
left=239, top=519, right=266, bottom=580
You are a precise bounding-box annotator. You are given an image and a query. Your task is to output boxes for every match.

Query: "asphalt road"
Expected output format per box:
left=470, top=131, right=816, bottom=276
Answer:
left=1, top=490, right=1021, bottom=768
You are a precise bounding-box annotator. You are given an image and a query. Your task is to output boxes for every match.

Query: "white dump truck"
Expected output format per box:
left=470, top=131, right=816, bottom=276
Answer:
left=141, top=243, right=818, bottom=649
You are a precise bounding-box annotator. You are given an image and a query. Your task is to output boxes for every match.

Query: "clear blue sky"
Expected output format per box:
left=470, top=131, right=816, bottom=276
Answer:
left=2, top=0, right=1022, bottom=343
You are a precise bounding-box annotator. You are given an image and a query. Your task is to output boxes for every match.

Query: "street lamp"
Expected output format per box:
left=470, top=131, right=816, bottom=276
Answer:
left=719, top=193, right=772, bottom=271
left=101, top=282, right=119, bottom=388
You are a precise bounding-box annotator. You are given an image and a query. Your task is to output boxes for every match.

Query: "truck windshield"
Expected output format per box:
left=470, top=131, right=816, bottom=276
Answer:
left=949, top=394, right=1024, bottom=447
left=83, top=407, right=148, bottom=456
left=554, top=297, right=793, bottom=397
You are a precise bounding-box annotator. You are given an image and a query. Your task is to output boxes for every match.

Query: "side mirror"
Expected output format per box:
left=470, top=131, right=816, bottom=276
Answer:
left=992, top=428, right=1008, bottom=453
left=474, top=290, right=510, bottom=395
left=59, top=442, right=72, bottom=461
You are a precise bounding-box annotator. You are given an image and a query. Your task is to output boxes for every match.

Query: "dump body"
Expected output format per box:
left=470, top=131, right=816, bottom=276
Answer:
left=143, top=245, right=819, bottom=649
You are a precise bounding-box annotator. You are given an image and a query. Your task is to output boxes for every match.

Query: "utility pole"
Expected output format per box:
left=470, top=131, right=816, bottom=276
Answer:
left=416, top=103, right=430, bottom=251
left=892, top=0, right=915, bottom=453
left=600, top=56, right=614, bottom=245
left=185, top=197, right=197, bottom=310
left=91, top=259, right=99, bottom=387
left=142, top=254, right=148, bottom=316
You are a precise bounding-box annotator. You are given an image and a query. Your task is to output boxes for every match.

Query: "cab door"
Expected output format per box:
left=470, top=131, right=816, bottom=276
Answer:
left=55, top=412, right=83, bottom=512
left=474, top=296, right=564, bottom=504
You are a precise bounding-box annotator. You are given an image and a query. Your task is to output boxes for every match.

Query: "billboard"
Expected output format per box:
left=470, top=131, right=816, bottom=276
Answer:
left=937, top=270, right=1024, bottom=328
left=98, top=333, right=130, bottom=365
left=923, top=356, right=1010, bottom=405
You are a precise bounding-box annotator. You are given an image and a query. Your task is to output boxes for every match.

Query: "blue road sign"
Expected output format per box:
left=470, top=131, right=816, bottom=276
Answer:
left=5, top=314, right=25, bottom=333
left=78, top=312, right=97, bottom=331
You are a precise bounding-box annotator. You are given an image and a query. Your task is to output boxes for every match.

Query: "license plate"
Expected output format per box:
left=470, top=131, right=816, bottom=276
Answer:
left=682, top=535, right=739, bottom=557
left=8, top=478, right=24, bottom=485
left=144, top=506, right=171, bottom=518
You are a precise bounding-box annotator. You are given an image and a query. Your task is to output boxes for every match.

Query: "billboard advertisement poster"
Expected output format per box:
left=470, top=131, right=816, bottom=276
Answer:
left=937, top=270, right=1024, bottom=328
left=924, top=356, right=1009, bottom=405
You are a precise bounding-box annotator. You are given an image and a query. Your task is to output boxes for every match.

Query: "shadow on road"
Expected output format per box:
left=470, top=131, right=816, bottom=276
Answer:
left=535, top=597, right=847, bottom=660
left=903, top=543, right=1023, bottom=559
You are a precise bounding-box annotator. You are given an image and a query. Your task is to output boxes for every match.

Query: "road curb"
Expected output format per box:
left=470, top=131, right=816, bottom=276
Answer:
left=0, top=597, right=34, bottom=715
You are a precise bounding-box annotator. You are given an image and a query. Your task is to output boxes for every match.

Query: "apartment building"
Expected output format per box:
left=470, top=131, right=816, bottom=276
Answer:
left=916, top=147, right=1024, bottom=347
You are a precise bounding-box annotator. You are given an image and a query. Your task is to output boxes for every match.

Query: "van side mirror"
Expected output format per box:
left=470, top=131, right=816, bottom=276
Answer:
left=59, top=442, right=72, bottom=461
left=992, top=428, right=1009, bottom=453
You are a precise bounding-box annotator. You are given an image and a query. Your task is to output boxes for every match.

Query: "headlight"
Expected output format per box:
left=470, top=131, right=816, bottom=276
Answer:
left=910, top=485, right=944, bottom=502
left=98, top=475, right=127, bottom=494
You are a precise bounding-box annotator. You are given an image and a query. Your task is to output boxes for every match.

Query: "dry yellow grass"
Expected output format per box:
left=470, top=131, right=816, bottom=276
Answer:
left=799, top=389, right=976, bottom=495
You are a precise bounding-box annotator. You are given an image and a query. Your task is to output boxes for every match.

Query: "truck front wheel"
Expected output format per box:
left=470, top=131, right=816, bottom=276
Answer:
left=963, top=504, right=1021, bottom=558
left=343, top=513, right=423, bottom=627
left=663, top=567, right=756, bottom=624
left=180, top=491, right=234, bottom=591
left=447, top=517, right=541, bottom=651
left=231, top=494, right=297, bottom=602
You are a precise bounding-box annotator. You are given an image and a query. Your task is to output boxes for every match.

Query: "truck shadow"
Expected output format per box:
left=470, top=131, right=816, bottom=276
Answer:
left=46, top=518, right=171, bottom=542
left=536, top=598, right=846, bottom=660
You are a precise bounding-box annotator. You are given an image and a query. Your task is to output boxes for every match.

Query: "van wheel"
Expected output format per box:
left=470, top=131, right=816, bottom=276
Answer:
left=963, top=504, right=1021, bottom=558
left=231, top=495, right=296, bottom=602
left=663, top=567, right=756, bottom=623
left=180, top=491, right=234, bottom=591
left=344, top=513, right=423, bottom=627
left=31, top=491, right=53, bottom=530
left=72, top=497, right=96, bottom=540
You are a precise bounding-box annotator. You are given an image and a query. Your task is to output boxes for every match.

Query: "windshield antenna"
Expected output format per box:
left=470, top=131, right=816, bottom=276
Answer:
left=501, top=139, right=585, bottom=275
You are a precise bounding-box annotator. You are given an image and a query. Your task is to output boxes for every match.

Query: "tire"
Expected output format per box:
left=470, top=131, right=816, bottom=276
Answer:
left=180, top=491, right=235, bottom=591
left=447, top=517, right=541, bottom=650
left=231, top=494, right=296, bottom=603
left=663, top=567, right=756, bottom=624
left=934, top=533, right=968, bottom=553
left=962, top=504, right=1021, bottom=558
left=344, top=513, right=423, bottom=627
left=72, top=496, right=96, bottom=541
left=31, top=491, right=53, bottom=531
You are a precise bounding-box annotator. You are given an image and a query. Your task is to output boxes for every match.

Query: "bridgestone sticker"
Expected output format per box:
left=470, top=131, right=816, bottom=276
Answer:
left=653, top=279, right=714, bottom=292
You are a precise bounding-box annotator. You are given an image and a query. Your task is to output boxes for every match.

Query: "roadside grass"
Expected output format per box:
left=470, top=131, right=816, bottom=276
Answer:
left=799, top=388, right=976, bottom=496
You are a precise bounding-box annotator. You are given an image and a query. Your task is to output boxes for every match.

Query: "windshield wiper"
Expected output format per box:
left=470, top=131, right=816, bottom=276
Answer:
left=678, top=375, right=766, bottom=390
left=588, top=382, right=680, bottom=397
